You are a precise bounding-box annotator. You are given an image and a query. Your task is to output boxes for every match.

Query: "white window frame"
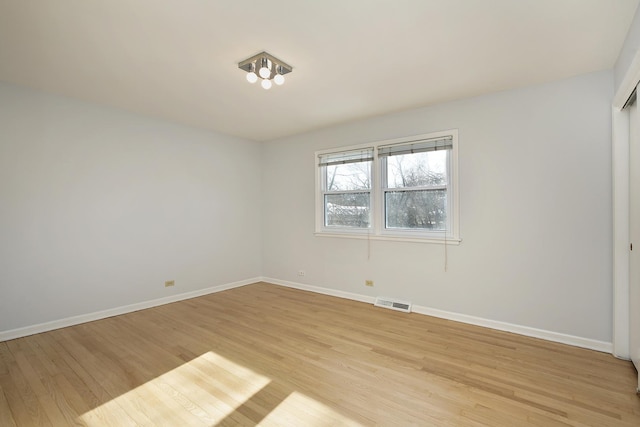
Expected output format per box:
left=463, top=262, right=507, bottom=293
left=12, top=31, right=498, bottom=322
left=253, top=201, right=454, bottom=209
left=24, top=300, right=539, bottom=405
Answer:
left=315, top=129, right=460, bottom=244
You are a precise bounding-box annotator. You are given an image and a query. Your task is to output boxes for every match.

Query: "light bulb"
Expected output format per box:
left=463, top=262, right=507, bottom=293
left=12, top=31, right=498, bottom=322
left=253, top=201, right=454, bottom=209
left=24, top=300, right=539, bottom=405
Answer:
left=274, top=73, right=285, bottom=85
left=246, top=72, right=258, bottom=83
left=259, top=66, right=271, bottom=79
left=261, top=79, right=272, bottom=90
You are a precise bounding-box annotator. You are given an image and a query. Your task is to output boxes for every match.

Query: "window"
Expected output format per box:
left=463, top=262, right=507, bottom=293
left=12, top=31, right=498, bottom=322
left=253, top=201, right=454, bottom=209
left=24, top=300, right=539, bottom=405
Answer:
left=315, top=130, right=459, bottom=243
left=379, top=136, right=452, bottom=233
left=318, top=148, right=373, bottom=229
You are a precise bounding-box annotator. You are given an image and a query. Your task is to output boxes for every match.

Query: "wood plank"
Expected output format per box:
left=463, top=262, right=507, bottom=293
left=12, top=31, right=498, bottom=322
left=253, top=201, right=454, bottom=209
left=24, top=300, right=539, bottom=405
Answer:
left=8, top=342, right=76, bottom=426
left=1, top=282, right=639, bottom=426
left=1, top=341, right=52, bottom=426
left=0, top=382, right=18, bottom=427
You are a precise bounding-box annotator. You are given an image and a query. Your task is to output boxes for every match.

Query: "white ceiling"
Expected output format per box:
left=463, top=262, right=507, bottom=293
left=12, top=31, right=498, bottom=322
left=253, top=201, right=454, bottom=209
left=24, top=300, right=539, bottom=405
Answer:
left=0, top=0, right=638, bottom=142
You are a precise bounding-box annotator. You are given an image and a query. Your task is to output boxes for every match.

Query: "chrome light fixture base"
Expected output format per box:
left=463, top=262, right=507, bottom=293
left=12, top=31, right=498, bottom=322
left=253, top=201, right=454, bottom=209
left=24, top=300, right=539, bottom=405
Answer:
left=238, top=51, right=292, bottom=89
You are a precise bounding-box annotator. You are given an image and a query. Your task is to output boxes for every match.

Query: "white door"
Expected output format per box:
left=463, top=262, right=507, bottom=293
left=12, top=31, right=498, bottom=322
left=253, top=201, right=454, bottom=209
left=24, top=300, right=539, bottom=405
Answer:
left=629, top=92, right=640, bottom=388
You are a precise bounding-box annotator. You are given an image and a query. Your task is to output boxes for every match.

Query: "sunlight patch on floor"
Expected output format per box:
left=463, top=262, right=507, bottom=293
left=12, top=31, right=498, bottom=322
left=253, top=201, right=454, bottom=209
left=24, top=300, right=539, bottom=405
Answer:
left=77, top=350, right=362, bottom=426
left=260, top=391, right=362, bottom=426
left=77, top=351, right=271, bottom=426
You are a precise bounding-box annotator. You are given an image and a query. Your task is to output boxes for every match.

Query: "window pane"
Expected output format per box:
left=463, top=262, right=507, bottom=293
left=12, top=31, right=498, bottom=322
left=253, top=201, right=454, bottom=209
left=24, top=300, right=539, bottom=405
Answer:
left=385, top=190, right=446, bottom=230
left=326, top=162, right=371, bottom=191
left=325, top=193, right=370, bottom=228
left=386, top=151, right=447, bottom=188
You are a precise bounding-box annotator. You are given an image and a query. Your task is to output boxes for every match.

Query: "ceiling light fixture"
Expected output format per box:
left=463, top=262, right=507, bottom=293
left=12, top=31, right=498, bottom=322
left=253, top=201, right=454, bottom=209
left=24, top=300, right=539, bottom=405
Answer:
left=245, top=62, right=258, bottom=84
left=273, top=65, right=285, bottom=86
left=238, top=51, right=292, bottom=90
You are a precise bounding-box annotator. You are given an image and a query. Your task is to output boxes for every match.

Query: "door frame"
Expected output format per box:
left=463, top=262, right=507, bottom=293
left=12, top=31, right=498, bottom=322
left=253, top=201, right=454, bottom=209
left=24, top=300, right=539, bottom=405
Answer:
left=613, top=50, right=640, bottom=359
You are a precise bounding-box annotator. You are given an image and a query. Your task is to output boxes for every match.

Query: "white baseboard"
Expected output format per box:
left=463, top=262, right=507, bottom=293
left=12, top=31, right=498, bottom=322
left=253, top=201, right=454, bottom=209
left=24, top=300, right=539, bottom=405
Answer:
left=0, top=277, right=260, bottom=342
left=262, top=277, right=612, bottom=354
left=3, top=276, right=614, bottom=354
left=411, top=305, right=612, bottom=353
left=263, top=277, right=376, bottom=304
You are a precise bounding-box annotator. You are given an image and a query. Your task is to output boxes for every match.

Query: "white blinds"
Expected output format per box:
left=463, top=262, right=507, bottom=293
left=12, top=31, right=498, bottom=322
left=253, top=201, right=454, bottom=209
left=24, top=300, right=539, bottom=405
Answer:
left=318, top=135, right=453, bottom=166
left=378, top=136, right=453, bottom=158
left=318, top=148, right=374, bottom=167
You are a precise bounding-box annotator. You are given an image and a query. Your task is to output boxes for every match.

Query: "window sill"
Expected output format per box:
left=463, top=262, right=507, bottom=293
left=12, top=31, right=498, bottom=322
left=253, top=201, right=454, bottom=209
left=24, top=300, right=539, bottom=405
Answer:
left=314, top=232, right=462, bottom=245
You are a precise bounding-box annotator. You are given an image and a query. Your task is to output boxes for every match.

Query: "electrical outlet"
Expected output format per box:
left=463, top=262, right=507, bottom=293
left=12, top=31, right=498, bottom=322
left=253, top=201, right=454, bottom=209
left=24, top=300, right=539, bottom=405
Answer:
left=298, top=270, right=306, bottom=276
left=365, top=280, right=374, bottom=286
left=165, top=280, right=175, bottom=287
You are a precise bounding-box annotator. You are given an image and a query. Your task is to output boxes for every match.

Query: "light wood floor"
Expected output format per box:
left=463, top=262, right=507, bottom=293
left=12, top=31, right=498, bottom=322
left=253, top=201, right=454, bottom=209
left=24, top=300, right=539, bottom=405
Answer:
left=1, top=282, right=639, bottom=426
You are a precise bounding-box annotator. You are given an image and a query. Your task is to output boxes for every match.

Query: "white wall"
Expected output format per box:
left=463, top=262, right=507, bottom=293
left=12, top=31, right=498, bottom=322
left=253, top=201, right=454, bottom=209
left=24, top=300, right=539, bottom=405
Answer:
left=0, top=82, right=262, bottom=332
left=262, top=70, right=614, bottom=343
left=0, top=71, right=616, bottom=346
left=615, top=4, right=640, bottom=93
